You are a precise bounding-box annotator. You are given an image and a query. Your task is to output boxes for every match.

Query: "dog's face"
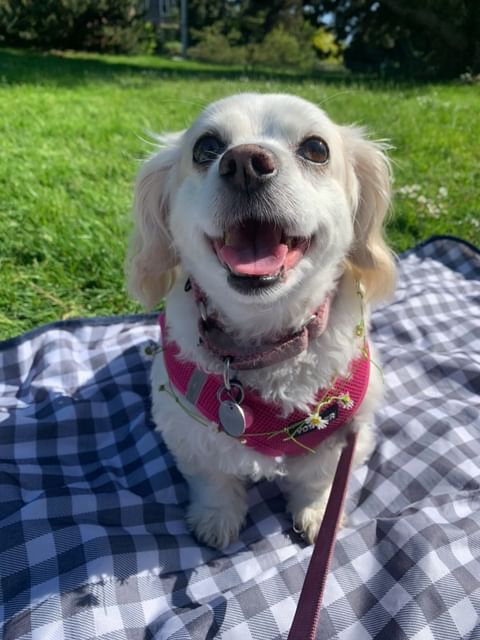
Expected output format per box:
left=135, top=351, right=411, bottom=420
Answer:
left=129, top=93, right=394, bottom=312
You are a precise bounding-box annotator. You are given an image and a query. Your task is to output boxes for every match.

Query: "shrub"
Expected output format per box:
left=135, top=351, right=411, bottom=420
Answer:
left=161, top=40, right=183, bottom=58
left=0, top=0, right=154, bottom=54
left=189, top=23, right=317, bottom=70
left=188, top=24, right=247, bottom=65
left=247, top=25, right=316, bottom=69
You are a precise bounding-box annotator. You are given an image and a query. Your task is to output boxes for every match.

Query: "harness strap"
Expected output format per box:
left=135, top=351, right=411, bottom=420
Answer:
left=160, top=313, right=370, bottom=458
left=287, top=430, right=358, bottom=640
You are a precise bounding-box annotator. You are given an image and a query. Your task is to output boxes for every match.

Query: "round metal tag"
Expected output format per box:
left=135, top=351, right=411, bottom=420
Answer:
left=219, top=400, right=246, bottom=437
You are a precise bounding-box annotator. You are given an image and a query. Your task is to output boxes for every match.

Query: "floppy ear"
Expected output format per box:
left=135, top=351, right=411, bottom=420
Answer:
left=342, top=127, right=396, bottom=303
left=127, top=133, right=183, bottom=309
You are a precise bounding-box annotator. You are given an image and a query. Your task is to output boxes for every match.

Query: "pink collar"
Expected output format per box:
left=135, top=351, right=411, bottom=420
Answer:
left=188, top=278, right=333, bottom=370
left=159, top=314, right=370, bottom=457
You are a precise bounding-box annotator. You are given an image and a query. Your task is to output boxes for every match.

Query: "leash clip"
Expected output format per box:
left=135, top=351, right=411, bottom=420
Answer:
left=217, top=357, right=246, bottom=437
left=223, top=356, right=232, bottom=390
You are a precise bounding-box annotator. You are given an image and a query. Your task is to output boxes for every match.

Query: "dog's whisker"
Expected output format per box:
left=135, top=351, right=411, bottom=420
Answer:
left=315, top=90, right=353, bottom=108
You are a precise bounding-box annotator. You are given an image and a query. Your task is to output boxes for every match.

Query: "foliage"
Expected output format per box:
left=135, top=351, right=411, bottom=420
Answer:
left=188, top=0, right=231, bottom=44
left=310, top=0, right=480, bottom=78
left=188, top=0, right=319, bottom=69
left=188, top=0, right=479, bottom=78
left=189, top=21, right=316, bottom=69
left=248, top=25, right=316, bottom=69
left=312, top=28, right=342, bottom=63
left=188, top=0, right=306, bottom=47
left=0, top=0, right=477, bottom=77
left=189, top=23, right=248, bottom=65
left=0, top=48, right=478, bottom=340
left=161, top=40, right=183, bottom=58
left=0, top=0, right=154, bottom=54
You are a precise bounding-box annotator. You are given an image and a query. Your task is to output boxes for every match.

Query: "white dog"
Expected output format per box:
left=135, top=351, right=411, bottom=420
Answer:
left=127, top=93, right=395, bottom=549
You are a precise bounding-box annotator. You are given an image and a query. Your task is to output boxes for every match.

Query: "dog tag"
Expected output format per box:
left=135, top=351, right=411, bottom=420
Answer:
left=219, top=400, right=246, bottom=437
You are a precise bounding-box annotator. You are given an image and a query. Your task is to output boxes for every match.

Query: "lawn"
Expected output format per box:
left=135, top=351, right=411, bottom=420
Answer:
left=0, top=48, right=478, bottom=341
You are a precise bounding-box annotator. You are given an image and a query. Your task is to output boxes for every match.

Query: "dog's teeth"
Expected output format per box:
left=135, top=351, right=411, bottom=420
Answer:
left=224, top=231, right=232, bottom=245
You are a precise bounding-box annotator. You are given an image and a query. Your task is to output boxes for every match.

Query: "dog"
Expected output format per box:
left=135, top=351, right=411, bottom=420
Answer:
left=127, top=93, right=395, bottom=549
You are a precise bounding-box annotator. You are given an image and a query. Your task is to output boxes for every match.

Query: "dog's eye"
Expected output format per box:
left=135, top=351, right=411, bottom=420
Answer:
left=298, top=137, right=329, bottom=164
left=193, top=135, right=225, bottom=164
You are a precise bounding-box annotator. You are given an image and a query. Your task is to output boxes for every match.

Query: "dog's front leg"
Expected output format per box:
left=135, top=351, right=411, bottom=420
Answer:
left=284, top=438, right=344, bottom=544
left=285, top=418, right=375, bottom=543
left=182, top=469, right=247, bottom=549
left=151, top=356, right=248, bottom=549
left=285, top=364, right=380, bottom=543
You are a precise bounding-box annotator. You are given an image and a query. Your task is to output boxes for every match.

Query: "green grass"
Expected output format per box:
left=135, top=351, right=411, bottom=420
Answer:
left=0, top=48, right=478, bottom=340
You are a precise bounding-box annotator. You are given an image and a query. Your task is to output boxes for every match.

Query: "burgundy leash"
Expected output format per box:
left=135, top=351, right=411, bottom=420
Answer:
left=287, top=430, right=358, bottom=640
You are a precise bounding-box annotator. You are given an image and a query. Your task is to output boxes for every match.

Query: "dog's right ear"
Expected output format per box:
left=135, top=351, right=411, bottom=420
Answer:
left=127, top=133, right=183, bottom=309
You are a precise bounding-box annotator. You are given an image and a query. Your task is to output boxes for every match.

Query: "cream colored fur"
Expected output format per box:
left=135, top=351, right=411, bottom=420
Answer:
left=127, top=93, right=395, bottom=549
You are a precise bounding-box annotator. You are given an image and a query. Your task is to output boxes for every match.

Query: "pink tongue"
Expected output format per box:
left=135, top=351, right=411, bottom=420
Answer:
left=220, top=244, right=288, bottom=276
left=218, top=224, right=288, bottom=276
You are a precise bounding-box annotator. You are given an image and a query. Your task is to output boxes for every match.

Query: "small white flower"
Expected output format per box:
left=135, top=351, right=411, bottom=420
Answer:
left=438, top=187, right=448, bottom=198
left=340, top=395, right=354, bottom=410
left=397, top=184, right=422, bottom=199
left=305, top=413, right=328, bottom=430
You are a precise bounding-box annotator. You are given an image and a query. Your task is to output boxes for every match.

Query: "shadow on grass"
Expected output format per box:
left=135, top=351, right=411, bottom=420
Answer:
left=0, top=47, right=421, bottom=89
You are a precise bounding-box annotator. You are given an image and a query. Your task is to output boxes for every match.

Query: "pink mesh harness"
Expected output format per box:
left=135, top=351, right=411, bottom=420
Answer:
left=160, top=313, right=370, bottom=457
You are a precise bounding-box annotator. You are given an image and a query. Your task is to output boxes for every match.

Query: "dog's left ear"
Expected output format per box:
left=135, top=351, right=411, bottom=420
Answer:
left=341, top=126, right=396, bottom=303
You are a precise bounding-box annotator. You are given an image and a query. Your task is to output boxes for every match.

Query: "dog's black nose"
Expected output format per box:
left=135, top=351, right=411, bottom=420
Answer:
left=219, top=144, right=278, bottom=191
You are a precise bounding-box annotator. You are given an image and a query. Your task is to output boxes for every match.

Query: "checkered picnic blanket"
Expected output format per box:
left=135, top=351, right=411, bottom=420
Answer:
left=1, top=236, right=479, bottom=640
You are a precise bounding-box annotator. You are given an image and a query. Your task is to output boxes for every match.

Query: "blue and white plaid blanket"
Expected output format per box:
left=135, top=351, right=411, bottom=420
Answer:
left=1, top=237, right=479, bottom=640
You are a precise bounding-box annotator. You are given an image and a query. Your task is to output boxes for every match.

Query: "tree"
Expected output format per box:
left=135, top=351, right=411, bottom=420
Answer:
left=0, top=0, right=153, bottom=54
left=188, top=0, right=306, bottom=46
left=306, top=0, right=479, bottom=78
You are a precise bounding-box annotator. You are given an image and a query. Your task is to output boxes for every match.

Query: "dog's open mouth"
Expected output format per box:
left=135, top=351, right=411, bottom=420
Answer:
left=211, top=220, right=310, bottom=293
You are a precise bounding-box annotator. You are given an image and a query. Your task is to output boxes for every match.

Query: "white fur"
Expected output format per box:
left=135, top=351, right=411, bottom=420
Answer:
left=127, top=93, right=395, bottom=548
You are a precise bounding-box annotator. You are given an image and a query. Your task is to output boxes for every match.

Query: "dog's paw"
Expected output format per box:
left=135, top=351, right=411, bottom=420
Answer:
left=183, top=472, right=247, bottom=549
left=187, top=501, right=246, bottom=549
left=292, top=504, right=346, bottom=544
left=292, top=504, right=325, bottom=544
